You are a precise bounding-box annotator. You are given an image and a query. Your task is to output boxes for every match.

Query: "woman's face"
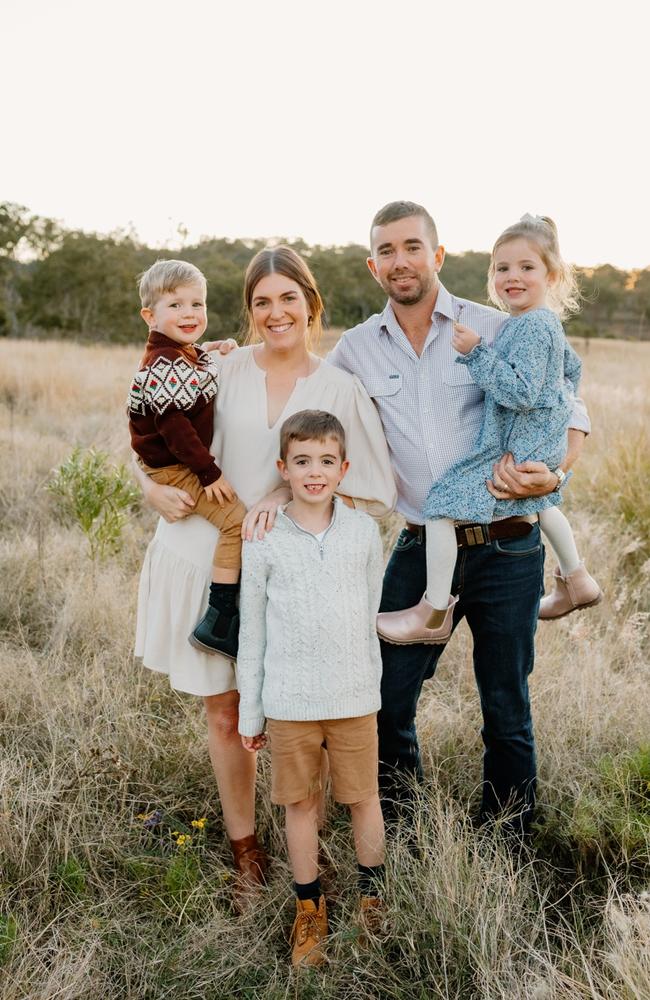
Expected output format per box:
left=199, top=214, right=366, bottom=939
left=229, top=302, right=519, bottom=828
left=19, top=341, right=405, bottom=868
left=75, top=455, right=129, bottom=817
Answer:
left=250, top=273, right=311, bottom=352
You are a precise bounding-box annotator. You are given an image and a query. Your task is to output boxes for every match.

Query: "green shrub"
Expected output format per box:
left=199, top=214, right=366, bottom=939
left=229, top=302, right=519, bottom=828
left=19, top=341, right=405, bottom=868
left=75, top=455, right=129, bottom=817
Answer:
left=47, top=446, right=139, bottom=559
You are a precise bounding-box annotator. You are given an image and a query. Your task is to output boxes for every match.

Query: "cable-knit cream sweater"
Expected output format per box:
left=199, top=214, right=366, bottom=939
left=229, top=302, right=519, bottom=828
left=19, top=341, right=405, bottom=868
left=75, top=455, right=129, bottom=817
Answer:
left=236, top=499, right=384, bottom=737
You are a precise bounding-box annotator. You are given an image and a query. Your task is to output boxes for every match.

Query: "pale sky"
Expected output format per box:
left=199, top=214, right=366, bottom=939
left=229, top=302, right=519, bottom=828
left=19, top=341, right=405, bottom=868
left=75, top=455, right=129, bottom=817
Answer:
left=3, top=0, right=648, bottom=269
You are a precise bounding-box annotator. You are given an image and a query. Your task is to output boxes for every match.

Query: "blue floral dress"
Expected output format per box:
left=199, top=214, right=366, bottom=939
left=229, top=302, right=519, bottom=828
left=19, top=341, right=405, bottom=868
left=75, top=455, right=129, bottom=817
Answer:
left=423, top=308, right=581, bottom=522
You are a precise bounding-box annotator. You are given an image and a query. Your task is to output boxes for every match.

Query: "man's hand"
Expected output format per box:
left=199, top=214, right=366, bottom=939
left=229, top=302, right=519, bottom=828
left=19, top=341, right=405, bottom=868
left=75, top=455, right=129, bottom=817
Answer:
left=203, top=338, right=239, bottom=355
left=242, top=486, right=292, bottom=541
left=204, top=474, right=236, bottom=506
left=241, top=733, right=267, bottom=752
left=487, top=453, right=558, bottom=500
left=452, top=322, right=481, bottom=355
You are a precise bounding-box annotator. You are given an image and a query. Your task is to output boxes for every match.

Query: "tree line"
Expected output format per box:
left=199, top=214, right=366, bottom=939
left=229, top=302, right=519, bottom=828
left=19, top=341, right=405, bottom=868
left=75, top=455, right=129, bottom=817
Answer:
left=1, top=201, right=648, bottom=343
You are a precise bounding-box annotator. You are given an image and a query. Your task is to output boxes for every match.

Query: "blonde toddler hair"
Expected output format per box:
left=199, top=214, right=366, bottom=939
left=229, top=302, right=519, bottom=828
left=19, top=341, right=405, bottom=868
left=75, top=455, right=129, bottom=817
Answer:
left=137, top=259, right=207, bottom=310
left=487, top=215, right=580, bottom=319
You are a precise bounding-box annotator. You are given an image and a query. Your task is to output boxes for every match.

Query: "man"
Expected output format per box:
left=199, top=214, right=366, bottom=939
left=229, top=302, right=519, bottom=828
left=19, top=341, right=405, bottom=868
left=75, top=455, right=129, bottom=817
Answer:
left=328, top=201, right=590, bottom=833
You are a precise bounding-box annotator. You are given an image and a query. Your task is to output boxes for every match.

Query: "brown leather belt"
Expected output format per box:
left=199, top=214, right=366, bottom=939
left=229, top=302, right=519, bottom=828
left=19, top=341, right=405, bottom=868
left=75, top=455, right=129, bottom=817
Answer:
left=404, top=515, right=538, bottom=548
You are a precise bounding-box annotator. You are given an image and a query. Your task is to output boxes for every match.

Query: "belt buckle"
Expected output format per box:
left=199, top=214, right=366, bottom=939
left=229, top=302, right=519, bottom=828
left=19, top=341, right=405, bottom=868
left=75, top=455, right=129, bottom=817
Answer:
left=464, top=525, right=486, bottom=546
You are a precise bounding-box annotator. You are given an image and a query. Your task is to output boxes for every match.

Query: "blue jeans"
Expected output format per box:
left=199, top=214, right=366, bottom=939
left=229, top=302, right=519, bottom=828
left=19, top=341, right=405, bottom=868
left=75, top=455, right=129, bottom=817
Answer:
left=378, top=523, right=545, bottom=831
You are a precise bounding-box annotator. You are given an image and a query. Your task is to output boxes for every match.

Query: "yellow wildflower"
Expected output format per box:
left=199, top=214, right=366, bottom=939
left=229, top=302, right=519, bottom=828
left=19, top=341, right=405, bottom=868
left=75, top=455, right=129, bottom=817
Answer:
left=191, top=817, right=208, bottom=830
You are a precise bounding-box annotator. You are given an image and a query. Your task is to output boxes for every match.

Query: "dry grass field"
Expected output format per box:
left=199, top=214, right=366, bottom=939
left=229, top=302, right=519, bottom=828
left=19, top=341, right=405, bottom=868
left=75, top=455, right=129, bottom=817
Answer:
left=0, top=334, right=649, bottom=999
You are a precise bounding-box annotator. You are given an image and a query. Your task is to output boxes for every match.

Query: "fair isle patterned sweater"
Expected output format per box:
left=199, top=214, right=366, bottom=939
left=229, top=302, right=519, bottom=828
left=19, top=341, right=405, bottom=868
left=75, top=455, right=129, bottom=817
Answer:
left=127, top=331, right=222, bottom=486
left=236, top=499, right=385, bottom=738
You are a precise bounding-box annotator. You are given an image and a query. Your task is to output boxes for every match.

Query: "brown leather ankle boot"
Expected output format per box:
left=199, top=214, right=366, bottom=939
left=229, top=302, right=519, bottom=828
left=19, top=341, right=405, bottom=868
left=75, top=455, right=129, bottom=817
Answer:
left=230, top=833, right=268, bottom=886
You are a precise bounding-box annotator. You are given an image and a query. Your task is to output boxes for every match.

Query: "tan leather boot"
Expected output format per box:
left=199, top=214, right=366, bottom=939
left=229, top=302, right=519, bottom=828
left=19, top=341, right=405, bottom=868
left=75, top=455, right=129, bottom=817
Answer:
left=539, top=563, right=603, bottom=620
left=357, top=895, right=388, bottom=947
left=376, top=594, right=458, bottom=645
left=291, top=896, right=328, bottom=967
left=230, top=833, right=268, bottom=910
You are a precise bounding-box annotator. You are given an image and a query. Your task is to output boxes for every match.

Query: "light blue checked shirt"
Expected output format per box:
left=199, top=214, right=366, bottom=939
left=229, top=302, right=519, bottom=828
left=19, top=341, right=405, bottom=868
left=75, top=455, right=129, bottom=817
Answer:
left=328, top=284, right=591, bottom=523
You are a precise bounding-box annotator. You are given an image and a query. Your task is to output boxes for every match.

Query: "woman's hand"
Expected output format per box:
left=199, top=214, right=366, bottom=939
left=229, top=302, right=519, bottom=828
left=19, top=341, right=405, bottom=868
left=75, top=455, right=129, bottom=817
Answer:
left=203, top=338, right=239, bottom=355
left=132, top=455, right=195, bottom=522
left=452, top=322, right=481, bottom=355
left=146, top=480, right=196, bottom=522
left=241, top=733, right=267, bottom=752
left=487, top=452, right=557, bottom=499
left=242, top=486, right=291, bottom=541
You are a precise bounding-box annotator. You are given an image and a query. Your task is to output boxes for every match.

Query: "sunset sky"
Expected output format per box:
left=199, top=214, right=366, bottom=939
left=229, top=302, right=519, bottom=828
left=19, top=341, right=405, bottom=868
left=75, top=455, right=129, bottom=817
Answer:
left=3, top=0, right=648, bottom=269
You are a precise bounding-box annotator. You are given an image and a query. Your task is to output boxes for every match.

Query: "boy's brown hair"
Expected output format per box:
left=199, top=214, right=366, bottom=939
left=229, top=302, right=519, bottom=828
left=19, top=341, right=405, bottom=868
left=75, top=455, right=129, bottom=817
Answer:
left=279, top=410, right=346, bottom=462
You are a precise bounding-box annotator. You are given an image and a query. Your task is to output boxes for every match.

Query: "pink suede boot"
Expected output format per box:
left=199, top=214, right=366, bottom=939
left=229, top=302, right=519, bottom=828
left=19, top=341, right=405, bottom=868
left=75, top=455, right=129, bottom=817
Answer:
left=377, top=595, right=458, bottom=645
left=539, top=563, right=603, bottom=620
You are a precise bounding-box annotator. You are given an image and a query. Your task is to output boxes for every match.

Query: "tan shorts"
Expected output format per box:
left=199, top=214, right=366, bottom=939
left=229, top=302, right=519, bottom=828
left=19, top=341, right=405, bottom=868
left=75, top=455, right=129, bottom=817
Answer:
left=140, top=461, right=245, bottom=572
left=266, top=714, right=378, bottom=806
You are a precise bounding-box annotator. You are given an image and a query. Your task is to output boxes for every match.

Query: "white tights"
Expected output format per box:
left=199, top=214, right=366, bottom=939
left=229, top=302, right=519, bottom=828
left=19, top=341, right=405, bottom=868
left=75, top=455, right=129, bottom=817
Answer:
left=424, top=507, right=582, bottom=608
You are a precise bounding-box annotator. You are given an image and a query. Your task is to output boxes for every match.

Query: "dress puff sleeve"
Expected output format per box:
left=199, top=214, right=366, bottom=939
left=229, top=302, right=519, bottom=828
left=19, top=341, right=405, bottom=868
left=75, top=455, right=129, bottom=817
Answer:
left=333, top=374, right=397, bottom=518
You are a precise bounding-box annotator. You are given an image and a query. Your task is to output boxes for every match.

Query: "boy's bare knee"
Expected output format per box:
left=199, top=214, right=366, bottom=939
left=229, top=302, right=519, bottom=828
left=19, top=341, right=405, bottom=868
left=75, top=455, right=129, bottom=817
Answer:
left=286, top=794, right=320, bottom=816
left=348, top=793, right=380, bottom=812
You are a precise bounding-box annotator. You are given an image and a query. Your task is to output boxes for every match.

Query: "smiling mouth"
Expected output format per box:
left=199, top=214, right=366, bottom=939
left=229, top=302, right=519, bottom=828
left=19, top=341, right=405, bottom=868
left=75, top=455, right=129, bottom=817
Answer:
left=268, top=323, right=292, bottom=334
left=304, top=484, right=326, bottom=493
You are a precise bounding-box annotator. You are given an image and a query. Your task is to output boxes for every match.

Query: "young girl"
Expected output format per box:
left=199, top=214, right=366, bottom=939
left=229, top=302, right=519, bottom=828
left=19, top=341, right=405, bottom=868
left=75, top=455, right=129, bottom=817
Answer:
left=376, top=214, right=602, bottom=646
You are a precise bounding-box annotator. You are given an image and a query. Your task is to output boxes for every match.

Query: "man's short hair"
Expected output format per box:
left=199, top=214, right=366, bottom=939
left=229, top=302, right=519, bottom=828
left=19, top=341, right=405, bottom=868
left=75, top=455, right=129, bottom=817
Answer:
left=370, top=201, right=439, bottom=250
left=279, top=410, right=346, bottom=462
left=137, top=259, right=207, bottom=309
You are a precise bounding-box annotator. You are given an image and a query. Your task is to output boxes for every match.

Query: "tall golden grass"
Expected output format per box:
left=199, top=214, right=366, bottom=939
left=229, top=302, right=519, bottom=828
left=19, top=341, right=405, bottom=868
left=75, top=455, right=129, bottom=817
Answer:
left=0, top=335, right=648, bottom=999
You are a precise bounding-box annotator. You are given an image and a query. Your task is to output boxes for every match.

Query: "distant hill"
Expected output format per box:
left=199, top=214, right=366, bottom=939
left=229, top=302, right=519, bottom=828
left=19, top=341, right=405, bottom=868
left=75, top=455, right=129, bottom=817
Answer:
left=1, top=201, right=648, bottom=342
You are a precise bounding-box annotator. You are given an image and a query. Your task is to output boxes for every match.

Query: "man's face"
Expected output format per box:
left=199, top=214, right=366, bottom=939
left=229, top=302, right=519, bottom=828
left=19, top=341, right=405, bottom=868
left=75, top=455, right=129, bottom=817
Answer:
left=367, top=215, right=445, bottom=306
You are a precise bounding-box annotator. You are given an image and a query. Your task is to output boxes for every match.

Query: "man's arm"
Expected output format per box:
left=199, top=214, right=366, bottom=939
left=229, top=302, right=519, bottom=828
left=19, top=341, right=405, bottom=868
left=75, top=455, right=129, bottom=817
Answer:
left=487, top=428, right=587, bottom=500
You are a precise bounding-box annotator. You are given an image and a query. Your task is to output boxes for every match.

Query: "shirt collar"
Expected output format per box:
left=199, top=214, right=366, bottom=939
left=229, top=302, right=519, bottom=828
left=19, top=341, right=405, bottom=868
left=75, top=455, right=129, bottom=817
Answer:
left=146, top=329, right=199, bottom=361
left=431, top=283, right=456, bottom=322
left=380, top=282, right=456, bottom=336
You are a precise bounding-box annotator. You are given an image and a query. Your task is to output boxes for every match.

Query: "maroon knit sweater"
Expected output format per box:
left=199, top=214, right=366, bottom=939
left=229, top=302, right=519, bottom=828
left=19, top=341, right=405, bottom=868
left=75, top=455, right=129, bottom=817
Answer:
left=127, top=331, right=221, bottom=486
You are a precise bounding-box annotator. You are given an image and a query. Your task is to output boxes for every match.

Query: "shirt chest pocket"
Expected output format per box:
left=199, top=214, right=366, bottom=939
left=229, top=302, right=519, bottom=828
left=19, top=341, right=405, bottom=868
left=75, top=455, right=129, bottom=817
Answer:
left=363, top=375, right=403, bottom=399
left=442, top=363, right=476, bottom=388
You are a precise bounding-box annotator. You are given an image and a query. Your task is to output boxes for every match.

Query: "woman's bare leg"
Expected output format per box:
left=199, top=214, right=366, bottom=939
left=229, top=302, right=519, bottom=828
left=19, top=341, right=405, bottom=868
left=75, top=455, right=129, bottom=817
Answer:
left=204, top=689, right=256, bottom=840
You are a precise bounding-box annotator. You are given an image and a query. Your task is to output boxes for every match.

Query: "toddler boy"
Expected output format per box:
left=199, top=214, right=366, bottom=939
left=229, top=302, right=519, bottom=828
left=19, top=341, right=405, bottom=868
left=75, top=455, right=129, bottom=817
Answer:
left=237, top=410, right=386, bottom=967
left=128, top=259, right=246, bottom=658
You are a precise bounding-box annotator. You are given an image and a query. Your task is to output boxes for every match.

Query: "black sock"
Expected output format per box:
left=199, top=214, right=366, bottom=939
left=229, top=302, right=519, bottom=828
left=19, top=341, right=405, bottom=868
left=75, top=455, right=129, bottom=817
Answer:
left=208, top=582, right=239, bottom=613
left=294, top=877, right=322, bottom=905
left=358, top=863, right=384, bottom=898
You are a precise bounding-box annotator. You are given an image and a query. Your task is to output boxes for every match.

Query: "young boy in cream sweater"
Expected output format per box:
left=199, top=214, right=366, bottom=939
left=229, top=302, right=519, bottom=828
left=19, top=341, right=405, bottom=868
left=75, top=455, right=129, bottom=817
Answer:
left=237, top=409, right=385, bottom=968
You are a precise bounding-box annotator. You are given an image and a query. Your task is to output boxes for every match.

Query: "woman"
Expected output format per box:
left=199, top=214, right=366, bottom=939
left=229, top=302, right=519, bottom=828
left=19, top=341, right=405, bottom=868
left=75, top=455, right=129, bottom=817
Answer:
left=133, top=246, right=396, bottom=894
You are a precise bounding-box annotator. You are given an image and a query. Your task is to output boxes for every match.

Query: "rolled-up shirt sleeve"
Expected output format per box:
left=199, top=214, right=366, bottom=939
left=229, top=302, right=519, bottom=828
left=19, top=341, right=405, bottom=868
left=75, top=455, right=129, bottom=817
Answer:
left=569, top=394, right=590, bottom=434
left=334, top=375, right=397, bottom=518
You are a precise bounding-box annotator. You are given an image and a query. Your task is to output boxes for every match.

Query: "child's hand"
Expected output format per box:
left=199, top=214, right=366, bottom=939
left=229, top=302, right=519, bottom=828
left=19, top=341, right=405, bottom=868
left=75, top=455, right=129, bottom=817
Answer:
left=452, top=322, right=481, bottom=355
left=203, top=338, right=239, bottom=355
left=241, top=733, right=267, bottom=752
left=204, top=475, right=236, bottom=506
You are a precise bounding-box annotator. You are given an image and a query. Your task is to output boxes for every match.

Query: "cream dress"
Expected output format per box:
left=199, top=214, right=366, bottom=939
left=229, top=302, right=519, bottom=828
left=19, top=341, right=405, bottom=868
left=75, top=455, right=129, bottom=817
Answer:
left=135, top=346, right=397, bottom=696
